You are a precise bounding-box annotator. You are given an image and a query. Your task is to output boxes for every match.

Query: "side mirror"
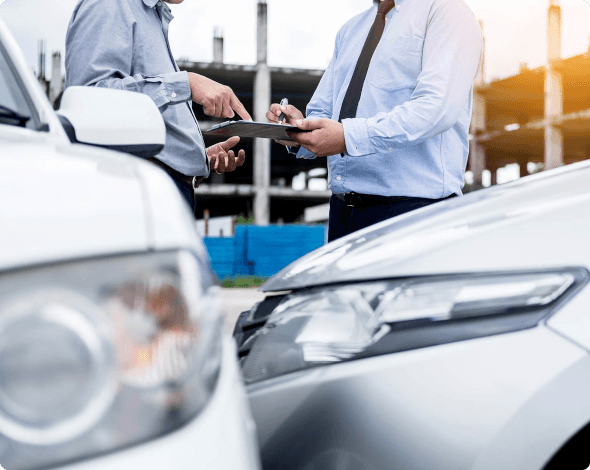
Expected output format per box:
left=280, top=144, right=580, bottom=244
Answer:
left=57, top=86, right=166, bottom=159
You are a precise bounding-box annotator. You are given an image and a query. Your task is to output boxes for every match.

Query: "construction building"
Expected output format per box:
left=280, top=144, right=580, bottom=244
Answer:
left=180, top=0, right=331, bottom=225
left=38, top=0, right=589, bottom=224
left=36, top=40, right=64, bottom=109
left=469, top=0, right=590, bottom=188
left=190, top=0, right=590, bottom=224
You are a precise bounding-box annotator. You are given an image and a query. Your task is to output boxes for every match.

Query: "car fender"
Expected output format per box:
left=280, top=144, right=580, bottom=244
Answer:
left=471, top=353, right=590, bottom=470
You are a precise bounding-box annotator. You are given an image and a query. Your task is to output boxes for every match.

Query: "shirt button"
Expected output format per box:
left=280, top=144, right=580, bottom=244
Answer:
left=171, top=92, right=177, bottom=98
left=388, top=147, right=392, bottom=151
left=336, top=176, right=342, bottom=181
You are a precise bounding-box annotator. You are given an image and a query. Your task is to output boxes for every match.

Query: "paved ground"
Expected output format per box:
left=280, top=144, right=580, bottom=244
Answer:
left=221, top=287, right=266, bottom=333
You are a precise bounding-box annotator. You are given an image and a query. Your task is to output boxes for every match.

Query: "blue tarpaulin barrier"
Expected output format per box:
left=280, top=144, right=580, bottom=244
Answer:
left=203, top=225, right=326, bottom=279
left=202, top=237, right=235, bottom=279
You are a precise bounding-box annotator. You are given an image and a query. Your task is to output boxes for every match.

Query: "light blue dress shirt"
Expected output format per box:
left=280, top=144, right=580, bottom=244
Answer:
left=296, top=0, right=483, bottom=199
left=65, top=0, right=208, bottom=177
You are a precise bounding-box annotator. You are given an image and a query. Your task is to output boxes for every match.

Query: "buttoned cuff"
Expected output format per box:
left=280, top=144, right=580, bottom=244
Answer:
left=150, top=72, right=191, bottom=107
left=164, top=71, right=192, bottom=103
left=342, top=118, right=375, bottom=156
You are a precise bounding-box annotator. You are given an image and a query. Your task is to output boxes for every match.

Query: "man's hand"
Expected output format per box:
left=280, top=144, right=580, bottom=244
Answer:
left=288, top=119, right=347, bottom=157
left=266, top=103, right=304, bottom=146
left=188, top=73, right=252, bottom=121
left=207, top=136, right=246, bottom=174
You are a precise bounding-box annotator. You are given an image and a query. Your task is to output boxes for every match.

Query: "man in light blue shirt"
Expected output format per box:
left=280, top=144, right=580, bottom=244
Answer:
left=268, top=0, right=483, bottom=241
left=66, top=0, right=251, bottom=211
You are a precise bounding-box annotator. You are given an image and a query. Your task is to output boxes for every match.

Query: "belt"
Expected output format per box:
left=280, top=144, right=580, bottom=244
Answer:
left=334, top=191, right=456, bottom=208
left=146, top=158, right=204, bottom=189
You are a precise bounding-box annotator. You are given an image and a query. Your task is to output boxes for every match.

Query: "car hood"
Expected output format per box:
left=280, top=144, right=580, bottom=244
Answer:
left=262, top=162, right=590, bottom=292
left=0, top=131, right=150, bottom=271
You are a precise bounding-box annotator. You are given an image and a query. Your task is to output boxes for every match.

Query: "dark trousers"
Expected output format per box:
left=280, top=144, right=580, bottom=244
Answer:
left=170, top=175, right=195, bottom=215
left=328, top=194, right=449, bottom=243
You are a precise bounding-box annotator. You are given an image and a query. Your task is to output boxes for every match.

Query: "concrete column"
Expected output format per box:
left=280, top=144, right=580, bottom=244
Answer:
left=38, top=40, right=45, bottom=79
left=544, top=0, right=563, bottom=170
left=49, top=52, right=62, bottom=105
left=469, top=20, right=486, bottom=188
left=517, top=159, right=528, bottom=178
left=469, top=91, right=487, bottom=188
left=548, top=0, right=561, bottom=62
left=37, top=40, right=49, bottom=96
left=213, top=28, right=224, bottom=64
left=490, top=167, right=498, bottom=187
left=253, top=0, right=271, bottom=226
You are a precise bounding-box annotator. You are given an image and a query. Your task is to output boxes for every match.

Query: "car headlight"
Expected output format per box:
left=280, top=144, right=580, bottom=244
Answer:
left=0, top=251, right=222, bottom=470
left=241, top=269, right=588, bottom=384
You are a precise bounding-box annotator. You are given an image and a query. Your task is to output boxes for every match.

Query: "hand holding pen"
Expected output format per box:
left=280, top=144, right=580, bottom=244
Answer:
left=266, top=98, right=306, bottom=146
left=266, top=100, right=304, bottom=126
left=278, top=98, right=288, bottom=124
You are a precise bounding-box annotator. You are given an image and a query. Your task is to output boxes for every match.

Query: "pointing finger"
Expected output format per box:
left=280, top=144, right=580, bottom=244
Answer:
left=221, top=100, right=235, bottom=119
left=230, top=94, right=252, bottom=121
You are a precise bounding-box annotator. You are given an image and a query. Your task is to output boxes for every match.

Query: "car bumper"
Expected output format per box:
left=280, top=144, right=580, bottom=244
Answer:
left=52, top=336, right=261, bottom=470
left=248, top=326, right=590, bottom=470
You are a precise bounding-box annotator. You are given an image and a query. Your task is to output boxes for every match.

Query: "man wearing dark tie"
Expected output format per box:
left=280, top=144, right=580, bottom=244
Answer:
left=268, top=0, right=483, bottom=242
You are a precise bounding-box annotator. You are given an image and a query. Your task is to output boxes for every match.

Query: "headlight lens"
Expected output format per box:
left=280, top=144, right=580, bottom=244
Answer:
left=0, top=251, right=222, bottom=470
left=241, top=269, right=587, bottom=384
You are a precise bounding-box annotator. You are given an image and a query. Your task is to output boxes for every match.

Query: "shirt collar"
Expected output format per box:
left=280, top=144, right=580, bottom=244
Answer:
left=143, top=0, right=173, bottom=21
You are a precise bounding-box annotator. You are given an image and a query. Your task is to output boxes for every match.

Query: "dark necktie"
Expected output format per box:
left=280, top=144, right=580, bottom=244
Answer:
left=339, top=0, right=396, bottom=122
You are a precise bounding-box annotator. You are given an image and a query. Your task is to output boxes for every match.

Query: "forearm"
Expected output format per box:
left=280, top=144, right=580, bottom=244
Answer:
left=90, top=71, right=192, bottom=108
left=342, top=97, right=458, bottom=155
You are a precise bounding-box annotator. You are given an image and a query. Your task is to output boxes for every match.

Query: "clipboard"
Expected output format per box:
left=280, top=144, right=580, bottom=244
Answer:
left=204, top=121, right=309, bottom=140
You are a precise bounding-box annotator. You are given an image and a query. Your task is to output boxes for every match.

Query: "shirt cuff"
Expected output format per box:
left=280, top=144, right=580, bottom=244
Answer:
left=164, top=71, right=192, bottom=104
left=342, top=118, right=375, bottom=156
left=286, top=145, right=300, bottom=156
left=296, top=146, right=317, bottom=159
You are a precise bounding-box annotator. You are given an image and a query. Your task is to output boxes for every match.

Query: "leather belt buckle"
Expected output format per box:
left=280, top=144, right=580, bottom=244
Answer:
left=344, top=192, right=362, bottom=208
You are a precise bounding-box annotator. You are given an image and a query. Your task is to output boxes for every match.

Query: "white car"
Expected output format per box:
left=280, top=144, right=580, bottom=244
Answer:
left=0, top=19, right=260, bottom=470
left=235, top=162, right=590, bottom=469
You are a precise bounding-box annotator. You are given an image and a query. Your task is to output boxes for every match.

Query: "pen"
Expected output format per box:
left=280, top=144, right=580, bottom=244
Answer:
left=278, top=98, right=288, bottom=125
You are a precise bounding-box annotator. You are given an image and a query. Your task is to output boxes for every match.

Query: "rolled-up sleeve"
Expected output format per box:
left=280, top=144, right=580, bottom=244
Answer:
left=65, top=0, right=190, bottom=108
left=342, top=0, right=483, bottom=155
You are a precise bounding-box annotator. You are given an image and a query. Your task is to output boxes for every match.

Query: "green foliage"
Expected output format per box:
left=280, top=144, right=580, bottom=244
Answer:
left=236, top=215, right=255, bottom=225
left=221, top=276, right=267, bottom=288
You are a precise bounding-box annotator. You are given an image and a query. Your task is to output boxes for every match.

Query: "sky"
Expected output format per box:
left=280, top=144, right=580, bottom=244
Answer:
left=1, top=0, right=590, bottom=83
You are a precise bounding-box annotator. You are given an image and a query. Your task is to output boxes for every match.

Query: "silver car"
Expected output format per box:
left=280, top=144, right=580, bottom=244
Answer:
left=235, top=162, right=590, bottom=470
left=0, top=18, right=260, bottom=470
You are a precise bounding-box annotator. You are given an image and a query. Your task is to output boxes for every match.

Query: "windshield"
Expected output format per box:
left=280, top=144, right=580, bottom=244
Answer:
left=0, top=44, right=37, bottom=130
